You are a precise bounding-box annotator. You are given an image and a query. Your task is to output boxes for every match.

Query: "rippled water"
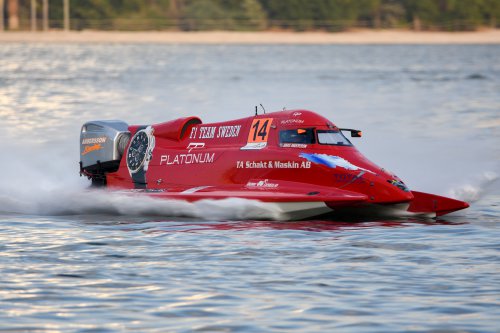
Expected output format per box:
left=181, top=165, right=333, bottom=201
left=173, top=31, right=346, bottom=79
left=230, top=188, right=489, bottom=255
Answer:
left=0, top=44, right=499, bottom=332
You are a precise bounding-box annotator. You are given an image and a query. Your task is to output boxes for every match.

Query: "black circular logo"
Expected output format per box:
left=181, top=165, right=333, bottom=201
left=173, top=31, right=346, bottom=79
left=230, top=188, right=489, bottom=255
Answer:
left=126, top=131, right=149, bottom=172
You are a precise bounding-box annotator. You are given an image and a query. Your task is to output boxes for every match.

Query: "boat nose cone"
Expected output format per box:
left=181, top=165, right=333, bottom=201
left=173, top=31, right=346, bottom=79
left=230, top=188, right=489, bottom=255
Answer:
left=399, top=189, right=415, bottom=201
left=370, top=178, right=414, bottom=203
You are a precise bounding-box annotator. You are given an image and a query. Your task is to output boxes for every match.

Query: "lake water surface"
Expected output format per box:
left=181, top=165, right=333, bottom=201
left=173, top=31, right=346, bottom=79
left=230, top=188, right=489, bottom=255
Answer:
left=0, top=44, right=499, bottom=332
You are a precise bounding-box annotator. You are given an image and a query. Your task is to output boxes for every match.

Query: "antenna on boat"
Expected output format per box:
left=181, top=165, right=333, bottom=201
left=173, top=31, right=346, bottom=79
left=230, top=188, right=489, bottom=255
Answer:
left=255, top=106, right=258, bottom=116
left=260, top=104, right=266, bottom=114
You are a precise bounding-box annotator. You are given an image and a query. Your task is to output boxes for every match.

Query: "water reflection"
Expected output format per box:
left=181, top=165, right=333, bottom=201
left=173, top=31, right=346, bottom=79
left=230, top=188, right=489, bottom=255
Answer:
left=80, top=216, right=467, bottom=234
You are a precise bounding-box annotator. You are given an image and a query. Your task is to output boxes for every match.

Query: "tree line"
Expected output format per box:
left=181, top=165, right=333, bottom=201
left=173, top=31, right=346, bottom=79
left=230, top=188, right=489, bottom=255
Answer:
left=2, top=0, right=500, bottom=31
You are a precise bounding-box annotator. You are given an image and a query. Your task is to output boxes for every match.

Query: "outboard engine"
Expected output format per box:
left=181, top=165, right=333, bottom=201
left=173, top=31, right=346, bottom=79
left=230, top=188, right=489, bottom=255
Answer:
left=79, top=120, right=130, bottom=186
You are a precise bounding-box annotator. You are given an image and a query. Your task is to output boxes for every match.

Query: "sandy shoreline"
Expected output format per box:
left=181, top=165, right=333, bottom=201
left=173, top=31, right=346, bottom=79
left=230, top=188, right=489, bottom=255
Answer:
left=0, top=29, right=499, bottom=44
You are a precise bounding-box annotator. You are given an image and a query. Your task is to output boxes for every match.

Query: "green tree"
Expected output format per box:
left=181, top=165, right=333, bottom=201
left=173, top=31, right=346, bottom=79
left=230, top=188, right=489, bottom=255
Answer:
left=482, top=0, right=500, bottom=27
left=311, top=0, right=359, bottom=30
left=235, top=0, right=267, bottom=30
left=71, top=0, right=116, bottom=30
left=259, top=0, right=315, bottom=30
left=443, top=0, right=485, bottom=30
left=182, top=0, right=229, bottom=30
left=404, top=0, right=440, bottom=30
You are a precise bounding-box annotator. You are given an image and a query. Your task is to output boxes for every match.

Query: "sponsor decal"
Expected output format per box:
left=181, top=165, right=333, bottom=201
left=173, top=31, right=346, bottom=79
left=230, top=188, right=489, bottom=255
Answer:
left=116, top=189, right=165, bottom=193
left=241, top=142, right=268, bottom=150
left=236, top=160, right=311, bottom=169
left=189, top=125, right=241, bottom=139
left=126, top=125, right=155, bottom=189
left=246, top=179, right=279, bottom=188
left=82, top=137, right=106, bottom=145
left=281, top=143, right=307, bottom=148
left=300, top=153, right=374, bottom=174
left=280, top=119, right=304, bottom=125
left=388, top=179, right=410, bottom=192
left=187, top=142, right=205, bottom=153
left=160, top=153, right=215, bottom=165
left=241, top=118, right=273, bottom=150
left=333, top=173, right=366, bottom=184
left=293, top=112, right=302, bottom=117
left=217, top=125, right=241, bottom=138
left=82, top=144, right=103, bottom=155
left=181, top=186, right=213, bottom=194
left=198, top=126, right=216, bottom=139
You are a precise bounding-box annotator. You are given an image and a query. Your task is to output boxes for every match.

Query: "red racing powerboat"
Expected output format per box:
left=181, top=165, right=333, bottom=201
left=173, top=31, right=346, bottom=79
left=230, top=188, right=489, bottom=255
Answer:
left=79, top=109, right=469, bottom=220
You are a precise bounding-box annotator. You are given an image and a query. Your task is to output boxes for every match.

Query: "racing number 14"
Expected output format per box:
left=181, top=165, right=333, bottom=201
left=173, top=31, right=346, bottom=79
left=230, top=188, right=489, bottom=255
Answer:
left=252, top=119, right=269, bottom=141
left=241, top=118, right=273, bottom=150
left=248, top=118, right=273, bottom=143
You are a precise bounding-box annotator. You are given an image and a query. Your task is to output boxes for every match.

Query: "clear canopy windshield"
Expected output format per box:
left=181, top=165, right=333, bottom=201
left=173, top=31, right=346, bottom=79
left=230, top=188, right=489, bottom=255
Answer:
left=280, top=128, right=316, bottom=144
left=317, top=130, right=352, bottom=146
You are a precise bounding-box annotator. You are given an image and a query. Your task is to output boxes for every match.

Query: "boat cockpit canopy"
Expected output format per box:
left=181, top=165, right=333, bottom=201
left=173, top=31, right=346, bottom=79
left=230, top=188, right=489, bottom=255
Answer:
left=279, top=128, right=352, bottom=146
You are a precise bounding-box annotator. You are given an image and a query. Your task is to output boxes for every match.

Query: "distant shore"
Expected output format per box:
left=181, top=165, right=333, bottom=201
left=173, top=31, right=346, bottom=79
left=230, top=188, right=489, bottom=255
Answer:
left=1, top=29, right=499, bottom=44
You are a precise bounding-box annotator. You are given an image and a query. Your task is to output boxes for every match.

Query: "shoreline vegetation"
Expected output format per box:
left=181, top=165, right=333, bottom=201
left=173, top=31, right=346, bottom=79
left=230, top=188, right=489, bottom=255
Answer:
left=2, top=1, right=499, bottom=44
left=2, top=1, right=499, bottom=33
left=0, top=29, right=499, bottom=44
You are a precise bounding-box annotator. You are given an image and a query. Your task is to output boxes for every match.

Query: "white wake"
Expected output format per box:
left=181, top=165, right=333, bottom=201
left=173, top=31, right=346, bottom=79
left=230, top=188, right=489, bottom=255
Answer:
left=447, top=171, right=498, bottom=203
